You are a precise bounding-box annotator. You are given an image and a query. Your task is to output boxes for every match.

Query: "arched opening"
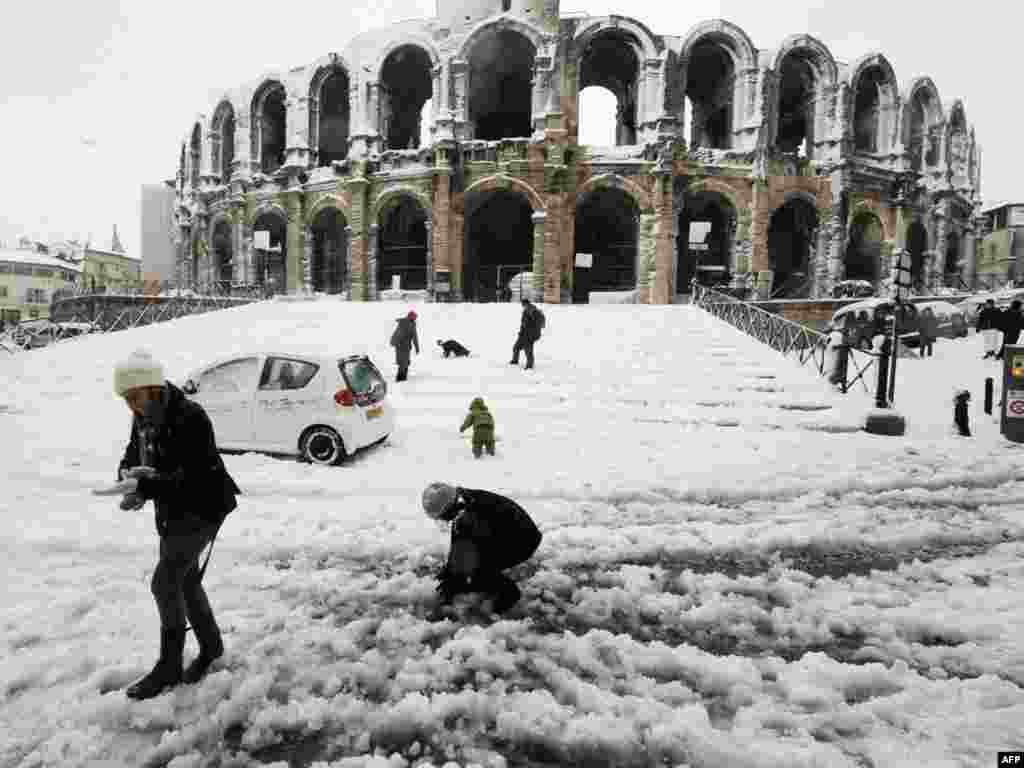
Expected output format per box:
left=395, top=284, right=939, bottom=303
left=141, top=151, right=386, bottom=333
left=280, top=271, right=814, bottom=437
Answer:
left=310, top=208, right=348, bottom=294
left=906, top=220, right=927, bottom=290
left=380, top=46, right=433, bottom=150
left=677, top=191, right=734, bottom=291
left=775, top=52, right=816, bottom=157
left=945, top=231, right=961, bottom=286
left=464, top=190, right=534, bottom=301
left=189, top=124, right=201, bottom=188
left=468, top=28, right=535, bottom=140
left=845, top=212, right=883, bottom=284
left=252, top=212, right=287, bottom=294
left=312, top=68, right=350, bottom=167
left=947, top=105, right=969, bottom=180
left=577, top=85, right=617, bottom=146
left=253, top=82, right=287, bottom=174
left=212, top=102, right=235, bottom=183
left=767, top=198, right=817, bottom=297
left=578, top=33, right=640, bottom=146
left=853, top=66, right=887, bottom=153
left=575, top=187, right=638, bottom=300
left=685, top=40, right=734, bottom=149
left=378, top=197, right=428, bottom=292
left=211, top=220, right=233, bottom=290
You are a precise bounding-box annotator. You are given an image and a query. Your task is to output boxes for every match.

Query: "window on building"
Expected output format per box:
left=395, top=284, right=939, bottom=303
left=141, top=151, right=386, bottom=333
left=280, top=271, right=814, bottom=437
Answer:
left=25, top=288, right=47, bottom=303
left=0, top=286, right=8, bottom=298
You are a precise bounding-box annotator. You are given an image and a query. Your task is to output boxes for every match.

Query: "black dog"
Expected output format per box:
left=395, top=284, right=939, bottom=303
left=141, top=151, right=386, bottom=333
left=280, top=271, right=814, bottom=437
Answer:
left=438, top=339, right=471, bottom=358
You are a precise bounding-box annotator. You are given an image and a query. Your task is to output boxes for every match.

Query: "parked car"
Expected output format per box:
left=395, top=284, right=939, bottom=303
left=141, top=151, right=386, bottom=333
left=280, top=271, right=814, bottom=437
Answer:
left=181, top=351, right=393, bottom=465
left=12, top=320, right=97, bottom=349
left=831, top=280, right=875, bottom=299
left=831, top=298, right=920, bottom=350
left=915, top=300, right=968, bottom=339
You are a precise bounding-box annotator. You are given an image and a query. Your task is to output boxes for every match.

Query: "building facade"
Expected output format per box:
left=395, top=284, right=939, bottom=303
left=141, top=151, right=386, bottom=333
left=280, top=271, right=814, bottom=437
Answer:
left=0, top=248, right=81, bottom=325
left=141, top=182, right=179, bottom=284
left=171, top=0, right=983, bottom=303
left=976, top=203, right=1024, bottom=289
left=78, top=246, right=142, bottom=294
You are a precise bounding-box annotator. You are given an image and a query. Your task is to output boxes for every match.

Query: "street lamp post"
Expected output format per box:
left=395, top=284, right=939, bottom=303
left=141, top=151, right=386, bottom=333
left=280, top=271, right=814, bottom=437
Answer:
left=864, top=250, right=911, bottom=436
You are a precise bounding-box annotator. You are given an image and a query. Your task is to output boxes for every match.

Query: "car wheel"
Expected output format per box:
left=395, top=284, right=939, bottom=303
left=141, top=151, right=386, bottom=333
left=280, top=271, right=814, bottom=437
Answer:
left=301, top=426, right=345, bottom=466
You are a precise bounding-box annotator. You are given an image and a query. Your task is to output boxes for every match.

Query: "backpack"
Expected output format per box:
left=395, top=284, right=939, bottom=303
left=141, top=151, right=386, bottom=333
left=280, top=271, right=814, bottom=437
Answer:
left=534, top=307, right=546, bottom=334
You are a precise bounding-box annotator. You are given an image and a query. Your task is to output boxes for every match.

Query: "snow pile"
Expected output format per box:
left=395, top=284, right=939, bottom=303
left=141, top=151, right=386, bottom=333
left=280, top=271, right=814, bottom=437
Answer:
left=1, top=300, right=1022, bottom=767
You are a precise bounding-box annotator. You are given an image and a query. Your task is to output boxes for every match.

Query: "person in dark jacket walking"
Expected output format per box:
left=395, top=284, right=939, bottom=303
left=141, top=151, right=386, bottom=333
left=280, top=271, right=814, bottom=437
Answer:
left=996, top=300, right=1023, bottom=360
left=94, top=350, right=241, bottom=700
left=919, top=306, right=938, bottom=357
left=437, top=338, right=471, bottom=358
left=977, top=299, right=1002, bottom=358
left=509, top=299, right=544, bottom=369
left=390, top=310, right=420, bottom=381
left=422, top=483, right=542, bottom=616
left=954, top=389, right=971, bottom=436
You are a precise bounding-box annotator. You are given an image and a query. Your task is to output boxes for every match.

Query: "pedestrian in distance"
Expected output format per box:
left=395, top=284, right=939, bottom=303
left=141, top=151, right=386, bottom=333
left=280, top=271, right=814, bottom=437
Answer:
left=459, top=396, right=495, bottom=458
left=390, top=309, right=420, bottom=382
left=93, top=350, right=241, bottom=700
left=510, top=298, right=545, bottom=370
left=421, top=483, right=542, bottom=617
left=437, top=338, right=471, bottom=358
left=919, top=306, right=938, bottom=357
left=977, top=299, right=1002, bottom=359
left=996, top=300, right=1023, bottom=360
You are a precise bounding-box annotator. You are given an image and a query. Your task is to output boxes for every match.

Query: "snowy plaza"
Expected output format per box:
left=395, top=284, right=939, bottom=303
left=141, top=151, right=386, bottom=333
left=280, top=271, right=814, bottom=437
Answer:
left=2, top=299, right=1024, bottom=767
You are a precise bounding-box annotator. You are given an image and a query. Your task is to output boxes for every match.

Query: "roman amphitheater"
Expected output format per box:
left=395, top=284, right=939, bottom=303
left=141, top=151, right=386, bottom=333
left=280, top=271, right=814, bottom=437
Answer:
left=173, top=0, right=982, bottom=303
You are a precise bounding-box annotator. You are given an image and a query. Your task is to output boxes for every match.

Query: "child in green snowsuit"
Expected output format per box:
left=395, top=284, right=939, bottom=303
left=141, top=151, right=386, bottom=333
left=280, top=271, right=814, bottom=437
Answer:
left=460, top=397, right=495, bottom=458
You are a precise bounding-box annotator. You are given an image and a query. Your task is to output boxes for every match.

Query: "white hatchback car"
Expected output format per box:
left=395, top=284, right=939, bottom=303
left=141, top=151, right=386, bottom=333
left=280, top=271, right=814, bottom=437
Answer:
left=181, top=351, right=394, bottom=465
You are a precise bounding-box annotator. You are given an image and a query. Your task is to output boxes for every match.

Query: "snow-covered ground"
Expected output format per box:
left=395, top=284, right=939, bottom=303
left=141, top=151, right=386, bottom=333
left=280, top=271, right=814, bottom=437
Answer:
left=1, top=299, right=1023, bottom=768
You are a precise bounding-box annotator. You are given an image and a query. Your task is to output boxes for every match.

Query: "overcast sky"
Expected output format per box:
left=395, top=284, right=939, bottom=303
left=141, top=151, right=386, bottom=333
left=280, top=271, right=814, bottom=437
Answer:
left=0, top=0, right=1017, bottom=258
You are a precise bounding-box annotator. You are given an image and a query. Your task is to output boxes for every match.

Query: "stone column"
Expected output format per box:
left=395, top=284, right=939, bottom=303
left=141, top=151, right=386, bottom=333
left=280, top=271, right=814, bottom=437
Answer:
left=531, top=212, right=546, bottom=299
left=813, top=207, right=830, bottom=297
left=302, top=226, right=314, bottom=293
left=284, top=191, right=303, bottom=293
left=233, top=111, right=252, bottom=182
left=432, top=144, right=453, bottom=293
left=285, top=95, right=311, bottom=169
left=344, top=225, right=354, bottom=297
left=653, top=174, right=674, bottom=304
left=367, top=223, right=379, bottom=301
left=451, top=59, right=469, bottom=139
left=933, top=203, right=949, bottom=293
left=962, top=226, right=977, bottom=289
left=433, top=64, right=455, bottom=142
left=749, top=183, right=772, bottom=298
left=543, top=203, right=561, bottom=302
left=179, top=224, right=192, bottom=288
left=424, top=220, right=434, bottom=293
left=232, top=209, right=248, bottom=286
left=638, top=212, right=657, bottom=304
left=368, top=84, right=383, bottom=154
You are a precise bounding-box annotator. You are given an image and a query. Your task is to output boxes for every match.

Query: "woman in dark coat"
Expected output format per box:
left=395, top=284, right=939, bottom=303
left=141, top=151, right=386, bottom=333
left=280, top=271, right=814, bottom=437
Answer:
left=390, top=310, right=420, bottom=381
left=95, top=350, right=240, bottom=700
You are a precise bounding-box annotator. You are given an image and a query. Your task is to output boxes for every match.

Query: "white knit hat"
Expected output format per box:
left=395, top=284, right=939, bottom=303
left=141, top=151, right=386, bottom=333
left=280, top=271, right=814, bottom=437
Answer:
left=114, top=350, right=165, bottom=396
left=422, top=482, right=457, bottom=519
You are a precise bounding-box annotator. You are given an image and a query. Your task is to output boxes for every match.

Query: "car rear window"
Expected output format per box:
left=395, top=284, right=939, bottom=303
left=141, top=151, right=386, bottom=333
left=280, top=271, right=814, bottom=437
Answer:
left=340, top=358, right=387, bottom=405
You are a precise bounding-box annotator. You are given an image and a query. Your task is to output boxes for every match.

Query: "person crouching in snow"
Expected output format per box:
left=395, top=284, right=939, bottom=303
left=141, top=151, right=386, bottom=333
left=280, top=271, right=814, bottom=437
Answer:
left=460, top=397, right=495, bottom=457
left=437, top=338, right=471, bottom=358
left=421, top=483, right=542, bottom=616
left=95, top=350, right=241, bottom=700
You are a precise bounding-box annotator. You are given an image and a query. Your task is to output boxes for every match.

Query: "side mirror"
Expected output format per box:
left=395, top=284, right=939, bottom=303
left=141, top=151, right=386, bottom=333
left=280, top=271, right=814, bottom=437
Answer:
left=182, top=379, right=198, bottom=395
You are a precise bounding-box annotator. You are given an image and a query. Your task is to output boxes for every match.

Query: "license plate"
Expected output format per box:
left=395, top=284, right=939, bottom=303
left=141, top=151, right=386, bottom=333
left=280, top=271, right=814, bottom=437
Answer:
left=366, top=405, right=383, bottom=419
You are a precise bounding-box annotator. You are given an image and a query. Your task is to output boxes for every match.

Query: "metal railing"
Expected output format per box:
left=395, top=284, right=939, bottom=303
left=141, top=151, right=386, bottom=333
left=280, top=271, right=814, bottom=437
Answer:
left=692, top=284, right=878, bottom=394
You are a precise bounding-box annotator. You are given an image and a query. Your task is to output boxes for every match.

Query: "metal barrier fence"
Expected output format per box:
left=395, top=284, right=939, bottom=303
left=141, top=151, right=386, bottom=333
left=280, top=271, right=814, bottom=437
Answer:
left=692, top=284, right=878, bottom=395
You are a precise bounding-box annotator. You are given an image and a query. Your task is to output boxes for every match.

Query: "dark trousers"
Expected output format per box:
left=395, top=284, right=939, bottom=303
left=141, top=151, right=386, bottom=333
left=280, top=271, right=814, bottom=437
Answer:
left=997, top=333, right=1020, bottom=359
left=396, top=365, right=408, bottom=381
left=511, top=336, right=535, bottom=368
left=922, top=338, right=934, bottom=356
left=152, top=526, right=217, bottom=630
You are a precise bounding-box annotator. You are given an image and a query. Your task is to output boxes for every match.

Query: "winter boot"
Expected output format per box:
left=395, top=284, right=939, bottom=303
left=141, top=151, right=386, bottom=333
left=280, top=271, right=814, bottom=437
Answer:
left=183, top=611, right=224, bottom=685
left=480, top=572, right=522, bottom=614
left=126, top=626, right=186, bottom=700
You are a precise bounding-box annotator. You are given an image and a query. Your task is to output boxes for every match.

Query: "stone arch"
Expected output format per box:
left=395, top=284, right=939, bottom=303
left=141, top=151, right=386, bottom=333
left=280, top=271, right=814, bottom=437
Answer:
left=250, top=78, right=288, bottom=174
left=463, top=174, right=545, bottom=213
left=849, top=198, right=891, bottom=241
left=372, top=36, right=441, bottom=80
left=901, top=76, right=943, bottom=171
left=250, top=200, right=289, bottom=227
left=210, top=100, right=237, bottom=183
left=679, top=19, right=757, bottom=71
left=457, top=16, right=550, bottom=61
left=307, top=56, right=351, bottom=167
left=771, top=34, right=838, bottom=86
left=845, top=209, right=885, bottom=284
left=371, top=185, right=432, bottom=223
left=208, top=213, right=234, bottom=288
left=574, top=22, right=651, bottom=146
left=305, top=194, right=350, bottom=228
left=302, top=52, right=353, bottom=98
left=575, top=173, right=653, bottom=215
left=189, top=122, right=202, bottom=188
left=376, top=44, right=435, bottom=150
left=573, top=16, right=661, bottom=61
left=685, top=179, right=742, bottom=214
left=845, top=53, right=899, bottom=154
left=308, top=204, right=349, bottom=295
left=905, top=218, right=928, bottom=289
left=767, top=195, right=819, bottom=297
left=574, top=184, right=641, bottom=297
left=250, top=202, right=289, bottom=292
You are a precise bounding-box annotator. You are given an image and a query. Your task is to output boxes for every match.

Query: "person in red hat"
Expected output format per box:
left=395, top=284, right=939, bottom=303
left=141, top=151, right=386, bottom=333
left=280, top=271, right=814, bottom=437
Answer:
left=390, top=309, right=420, bottom=381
